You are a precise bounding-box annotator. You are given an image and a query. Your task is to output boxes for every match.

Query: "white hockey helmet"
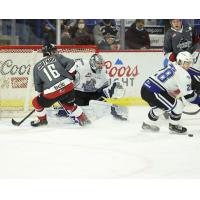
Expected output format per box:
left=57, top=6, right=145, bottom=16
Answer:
left=89, top=53, right=104, bottom=73
left=176, top=51, right=193, bottom=68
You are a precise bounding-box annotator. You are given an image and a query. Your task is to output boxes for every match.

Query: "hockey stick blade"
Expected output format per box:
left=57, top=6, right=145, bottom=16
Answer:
left=11, top=118, right=22, bottom=126
left=183, top=109, right=200, bottom=115
left=11, top=109, right=35, bottom=126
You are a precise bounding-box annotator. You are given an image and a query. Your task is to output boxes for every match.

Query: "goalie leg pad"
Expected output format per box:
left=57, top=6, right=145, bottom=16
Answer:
left=89, top=100, right=112, bottom=119
left=111, top=105, right=128, bottom=120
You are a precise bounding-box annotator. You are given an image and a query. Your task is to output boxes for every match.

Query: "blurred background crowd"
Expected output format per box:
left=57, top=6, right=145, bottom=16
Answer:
left=0, top=19, right=200, bottom=50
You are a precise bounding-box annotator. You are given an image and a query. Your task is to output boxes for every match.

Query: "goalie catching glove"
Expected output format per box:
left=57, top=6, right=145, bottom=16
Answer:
left=103, top=80, right=125, bottom=99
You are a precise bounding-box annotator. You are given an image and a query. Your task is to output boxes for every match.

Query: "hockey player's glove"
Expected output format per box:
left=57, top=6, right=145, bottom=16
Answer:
left=169, top=53, right=176, bottom=62
left=69, top=71, right=77, bottom=81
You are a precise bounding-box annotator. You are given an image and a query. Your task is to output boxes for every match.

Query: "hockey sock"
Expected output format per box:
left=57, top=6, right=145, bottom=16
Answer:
left=32, top=96, right=47, bottom=121
left=61, top=104, right=83, bottom=118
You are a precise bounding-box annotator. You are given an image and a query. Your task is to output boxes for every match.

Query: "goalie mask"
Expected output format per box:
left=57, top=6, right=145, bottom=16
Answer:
left=42, top=43, right=57, bottom=57
left=89, top=54, right=104, bottom=73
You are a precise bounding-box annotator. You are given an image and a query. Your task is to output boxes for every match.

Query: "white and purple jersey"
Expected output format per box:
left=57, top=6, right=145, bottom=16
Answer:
left=188, top=52, right=200, bottom=80
left=143, top=63, right=195, bottom=97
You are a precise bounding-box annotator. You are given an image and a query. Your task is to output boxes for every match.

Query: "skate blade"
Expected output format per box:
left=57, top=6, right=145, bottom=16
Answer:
left=169, top=130, right=187, bottom=135
left=141, top=127, right=160, bottom=132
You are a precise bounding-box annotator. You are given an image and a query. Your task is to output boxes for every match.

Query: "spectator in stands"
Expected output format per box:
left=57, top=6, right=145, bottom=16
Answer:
left=84, top=19, right=102, bottom=33
left=16, top=20, right=32, bottom=44
left=61, top=30, right=75, bottom=45
left=98, top=30, right=120, bottom=50
left=125, top=19, right=150, bottom=49
left=42, top=20, right=56, bottom=44
left=164, top=19, right=200, bottom=62
left=93, top=19, right=119, bottom=46
left=162, top=19, right=171, bottom=32
left=70, top=19, right=94, bottom=45
left=61, top=20, right=75, bottom=45
left=61, top=19, right=76, bottom=31
left=162, top=19, right=200, bottom=120
left=183, top=20, right=200, bottom=48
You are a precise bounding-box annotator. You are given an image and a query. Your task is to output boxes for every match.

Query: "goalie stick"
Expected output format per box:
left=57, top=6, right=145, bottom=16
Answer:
left=103, top=97, right=137, bottom=106
left=11, top=109, right=35, bottom=126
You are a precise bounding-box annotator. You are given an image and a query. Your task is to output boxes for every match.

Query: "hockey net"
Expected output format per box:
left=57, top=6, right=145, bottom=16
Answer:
left=0, top=45, right=97, bottom=118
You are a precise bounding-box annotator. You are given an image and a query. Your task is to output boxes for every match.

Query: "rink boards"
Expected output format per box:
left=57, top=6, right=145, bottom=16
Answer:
left=1, top=49, right=200, bottom=110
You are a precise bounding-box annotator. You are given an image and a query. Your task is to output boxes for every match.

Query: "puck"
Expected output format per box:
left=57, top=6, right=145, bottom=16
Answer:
left=188, top=134, right=194, bottom=137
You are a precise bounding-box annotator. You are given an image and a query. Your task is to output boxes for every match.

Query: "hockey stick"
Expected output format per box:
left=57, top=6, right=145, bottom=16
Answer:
left=57, top=101, right=79, bottom=123
left=103, top=97, right=140, bottom=106
left=11, top=109, right=35, bottom=126
left=183, top=109, right=200, bottom=115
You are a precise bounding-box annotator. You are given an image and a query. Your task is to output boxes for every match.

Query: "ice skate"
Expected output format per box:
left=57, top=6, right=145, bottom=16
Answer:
left=169, top=123, right=187, bottom=134
left=142, top=122, right=160, bottom=132
left=111, top=105, right=128, bottom=121
left=77, top=113, right=91, bottom=126
left=31, top=119, right=48, bottom=127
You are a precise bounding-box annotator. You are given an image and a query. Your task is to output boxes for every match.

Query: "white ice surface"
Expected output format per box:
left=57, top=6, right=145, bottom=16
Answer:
left=1, top=106, right=200, bottom=178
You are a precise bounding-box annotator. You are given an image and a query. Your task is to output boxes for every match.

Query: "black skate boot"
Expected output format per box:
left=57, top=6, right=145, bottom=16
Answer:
left=142, top=122, right=160, bottom=132
left=77, top=113, right=91, bottom=126
left=169, top=123, right=187, bottom=134
left=111, top=106, right=128, bottom=121
left=31, top=119, right=48, bottom=127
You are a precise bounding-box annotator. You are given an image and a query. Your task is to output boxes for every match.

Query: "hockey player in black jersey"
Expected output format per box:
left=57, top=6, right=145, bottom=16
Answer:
left=164, top=19, right=199, bottom=64
left=31, top=43, right=91, bottom=127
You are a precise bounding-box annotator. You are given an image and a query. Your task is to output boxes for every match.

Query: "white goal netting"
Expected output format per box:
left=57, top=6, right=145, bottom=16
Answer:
left=0, top=45, right=97, bottom=118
